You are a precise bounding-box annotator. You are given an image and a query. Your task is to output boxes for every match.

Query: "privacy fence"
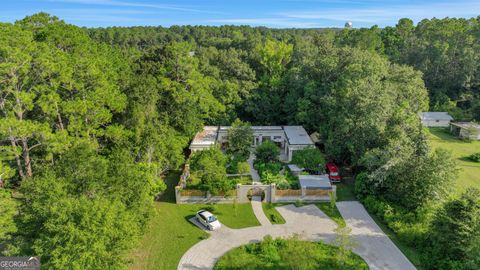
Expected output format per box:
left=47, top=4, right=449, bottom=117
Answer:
left=175, top=165, right=336, bottom=204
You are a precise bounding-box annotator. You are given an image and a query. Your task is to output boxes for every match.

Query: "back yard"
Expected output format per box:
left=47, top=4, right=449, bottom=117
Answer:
left=427, top=128, right=480, bottom=191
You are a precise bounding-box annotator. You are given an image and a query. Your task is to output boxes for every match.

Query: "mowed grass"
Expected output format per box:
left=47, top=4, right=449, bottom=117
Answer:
left=315, top=203, right=346, bottom=227
left=262, top=203, right=286, bottom=224
left=335, top=176, right=356, bottom=201
left=129, top=172, right=259, bottom=270
left=427, top=128, right=480, bottom=191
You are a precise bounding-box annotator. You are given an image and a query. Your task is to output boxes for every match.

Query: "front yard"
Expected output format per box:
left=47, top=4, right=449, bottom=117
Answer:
left=129, top=172, right=259, bottom=270
left=427, top=128, right=480, bottom=191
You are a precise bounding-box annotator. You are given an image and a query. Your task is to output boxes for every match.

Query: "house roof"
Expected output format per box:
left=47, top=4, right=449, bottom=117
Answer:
left=451, top=122, right=480, bottom=131
left=287, top=164, right=304, bottom=172
left=299, top=175, right=332, bottom=189
left=191, top=125, right=314, bottom=147
left=283, top=126, right=314, bottom=145
left=420, top=112, right=453, bottom=121
left=190, top=126, right=218, bottom=147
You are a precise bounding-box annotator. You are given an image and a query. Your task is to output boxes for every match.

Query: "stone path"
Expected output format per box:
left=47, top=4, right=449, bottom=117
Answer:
left=247, top=154, right=261, bottom=184
left=336, top=201, right=417, bottom=270
left=250, top=196, right=271, bottom=226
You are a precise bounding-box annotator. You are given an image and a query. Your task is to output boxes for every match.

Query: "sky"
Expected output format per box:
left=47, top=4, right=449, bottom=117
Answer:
left=0, top=0, right=479, bottom=28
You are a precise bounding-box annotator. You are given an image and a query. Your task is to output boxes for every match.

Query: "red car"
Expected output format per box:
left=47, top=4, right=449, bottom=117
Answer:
left=326, top=162, right=341, bottom=183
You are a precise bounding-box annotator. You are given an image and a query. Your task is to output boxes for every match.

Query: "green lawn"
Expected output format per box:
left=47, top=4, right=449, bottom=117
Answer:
left=262, top=203, right=286, bottom=224
left=129, top=172, right=259, bottom=270
left=315, top=203, right=346, bottom=227
left=335, top=177, right=356, bottom=201
left=427, top=128, right=480, bottom=191
left=214, top=237, right=368, bottom=270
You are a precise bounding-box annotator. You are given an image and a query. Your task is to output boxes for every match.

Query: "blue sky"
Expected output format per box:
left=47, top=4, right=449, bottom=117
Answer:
left=1, top=0, right=479, bottom=28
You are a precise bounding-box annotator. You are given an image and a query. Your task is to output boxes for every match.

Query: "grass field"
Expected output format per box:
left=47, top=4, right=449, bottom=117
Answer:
left=129, top=172, right=259, bottom=270
left=214, top=238, right=368, bottom=270
left=427, top=128, right=480, bottom=191
left=315, top=203, right=346, bottom=227
left=262, top=203, right=286, bottom=224
left=335, top=176, right=356, bottom=201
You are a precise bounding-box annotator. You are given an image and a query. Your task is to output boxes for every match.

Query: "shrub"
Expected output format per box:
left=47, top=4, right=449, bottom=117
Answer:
left=424, top=188, right=480, bottom=270
left=467, top=152, right=480, bottom=162
left=214, top=236, right=368, bottom=270
left=190, top=147, right=230, bottom=194
left=226, top=154, right=252, bottom=174
left=362, top=195, right=429, bottom=248
left=204, top=205, right=217, bottom=213
left=270, top=214, right=278, bottom=223
left=256, top=161, right=282, bottom=176
left=354, top=172, right=374, bottom=200
left=227, top=119, right=253, bottom=159
left=255, top=141, right=280, bottom=163
left=237, top=161, right=250, bottom=175
left=291, top=147, right=325, bottom=172
left=294, top=199, right=304, bottom=207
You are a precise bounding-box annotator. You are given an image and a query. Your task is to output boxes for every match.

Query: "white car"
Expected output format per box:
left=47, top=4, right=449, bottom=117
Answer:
left=196, top=210, right=221, bottom=230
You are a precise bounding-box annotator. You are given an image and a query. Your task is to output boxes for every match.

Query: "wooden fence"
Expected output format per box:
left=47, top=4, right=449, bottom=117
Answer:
left=276, top=189, right=302, bottom=196
left=305, top=189, right=331, bottom=196
left=180, top=189, right=205, bottom=196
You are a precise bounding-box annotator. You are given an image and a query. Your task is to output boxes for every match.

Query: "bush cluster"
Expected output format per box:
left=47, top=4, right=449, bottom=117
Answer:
left=214, top=235, right=368, bottom=270
left=467, top=152, right=480, bottom=162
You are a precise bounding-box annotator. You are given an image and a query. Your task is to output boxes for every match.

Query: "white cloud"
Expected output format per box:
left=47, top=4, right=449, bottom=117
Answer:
left=208, top=18, right=323, bottom=28
left=280, top=1, right=480, bottom=23
left=45, top=0, right=216, bottom=13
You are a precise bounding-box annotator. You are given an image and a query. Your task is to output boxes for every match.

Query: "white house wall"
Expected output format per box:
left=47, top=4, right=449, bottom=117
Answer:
left=422, top=120, right=451, bottom=127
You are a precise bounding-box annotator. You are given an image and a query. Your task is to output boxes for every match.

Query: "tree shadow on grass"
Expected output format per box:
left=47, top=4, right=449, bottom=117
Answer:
left=157, top=171, right=181, bottom=203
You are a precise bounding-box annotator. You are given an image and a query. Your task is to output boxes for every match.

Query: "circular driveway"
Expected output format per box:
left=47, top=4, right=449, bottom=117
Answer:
left=178, top=203, right=337, bottom=270
left=178, top=201, right=417, bottom=270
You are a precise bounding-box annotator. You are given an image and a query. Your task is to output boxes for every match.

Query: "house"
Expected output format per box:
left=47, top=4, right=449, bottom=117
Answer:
left=420, top=112, right=453, bottom=127
left=189, top=125, right=315, bottom=162
left=450, top=122, right=480, bottom=140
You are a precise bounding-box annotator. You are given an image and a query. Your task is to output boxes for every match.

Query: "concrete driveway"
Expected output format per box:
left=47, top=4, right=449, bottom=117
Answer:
left=337, top=201, right=417, bottom=270
left=178, top=201, right=417, bottom=270
left=178, top=204, right=337, bottom=270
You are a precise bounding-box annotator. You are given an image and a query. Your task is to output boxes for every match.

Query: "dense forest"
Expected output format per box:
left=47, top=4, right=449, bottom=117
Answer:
left=1, top=13, right=479, bottom=269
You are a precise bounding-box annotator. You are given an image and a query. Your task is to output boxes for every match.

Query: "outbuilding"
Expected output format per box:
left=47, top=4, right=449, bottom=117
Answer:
left=299, top=175, right=332, bottom=190
left=287, top=164, right=304, bottom=176
left=450, top=122, right=480, bottom=140
left=420, top=112, right=453, bottom=127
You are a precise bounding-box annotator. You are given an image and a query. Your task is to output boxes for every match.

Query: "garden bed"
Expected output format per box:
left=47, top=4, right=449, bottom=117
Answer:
left=214, top=236, right=368, bottom=270
left=262, top=203, right=286, bottom=224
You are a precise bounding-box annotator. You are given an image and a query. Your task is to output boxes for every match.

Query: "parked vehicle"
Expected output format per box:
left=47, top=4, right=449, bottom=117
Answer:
left=196, top=210, right=221, bottom=230
left=326, top=162, right=341, bottom=183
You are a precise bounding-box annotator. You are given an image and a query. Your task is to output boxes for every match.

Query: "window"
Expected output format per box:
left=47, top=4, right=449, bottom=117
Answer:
left=273, top=136, right=282, bottom=140
left=436, top=120, right=440, bottom=122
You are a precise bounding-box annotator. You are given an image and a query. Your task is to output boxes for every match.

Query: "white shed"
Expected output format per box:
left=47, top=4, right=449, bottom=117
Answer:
left=450, top=122, right=480, bottom=140
left=420, top=112, right=453, bottom=127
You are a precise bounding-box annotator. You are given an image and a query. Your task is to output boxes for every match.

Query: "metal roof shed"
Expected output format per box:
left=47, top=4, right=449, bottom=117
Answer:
left=299, top=175, right=332, bottom=190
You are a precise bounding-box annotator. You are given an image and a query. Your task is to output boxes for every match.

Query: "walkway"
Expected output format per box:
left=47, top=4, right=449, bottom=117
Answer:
left=247, top=154, right=261, bottom=184
left=336, top=201, right=417, bottom=270
left=250, top=196, right=271, bottom=226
